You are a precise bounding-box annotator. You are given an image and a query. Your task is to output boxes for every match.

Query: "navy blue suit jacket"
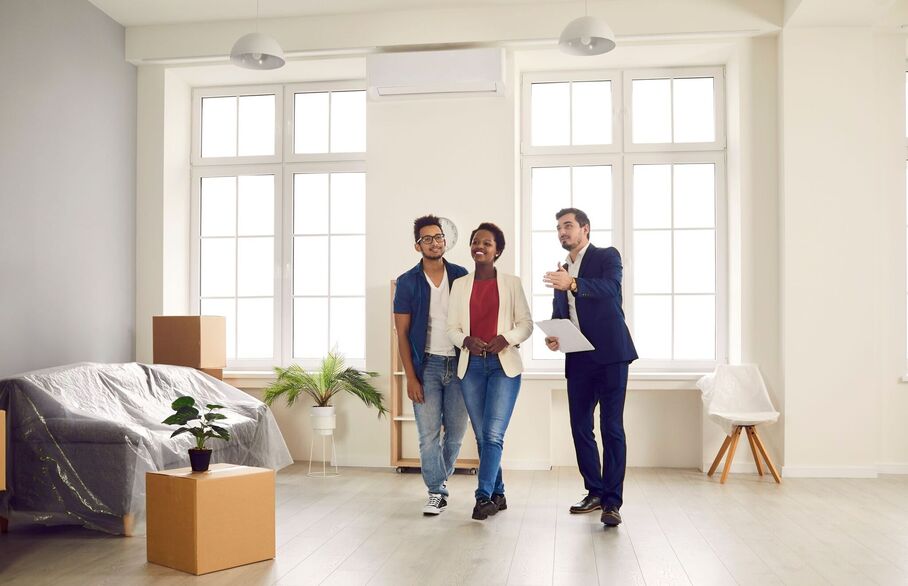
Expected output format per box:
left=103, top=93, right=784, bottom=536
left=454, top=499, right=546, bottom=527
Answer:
left=552, top=245, right=638, bottom=378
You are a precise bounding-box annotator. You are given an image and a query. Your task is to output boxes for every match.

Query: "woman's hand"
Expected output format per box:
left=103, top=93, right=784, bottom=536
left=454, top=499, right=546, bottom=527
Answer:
left=485, top=335, right=510, bottom=354
left=463, top=336, right=488, bottom=356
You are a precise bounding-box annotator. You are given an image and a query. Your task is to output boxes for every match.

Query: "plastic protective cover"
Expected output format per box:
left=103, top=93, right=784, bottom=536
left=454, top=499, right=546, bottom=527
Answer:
left=696, top=364, right=780, bottom=435
left=0, top=362, right=292, bottom=535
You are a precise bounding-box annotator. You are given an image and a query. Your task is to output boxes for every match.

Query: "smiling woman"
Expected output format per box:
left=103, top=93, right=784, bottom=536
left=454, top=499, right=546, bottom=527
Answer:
left=446, top=222, right=533, bottom=520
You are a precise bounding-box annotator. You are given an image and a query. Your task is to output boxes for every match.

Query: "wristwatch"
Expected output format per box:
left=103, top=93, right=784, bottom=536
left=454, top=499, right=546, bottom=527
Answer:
left=569, top=278, right=578, bottom=294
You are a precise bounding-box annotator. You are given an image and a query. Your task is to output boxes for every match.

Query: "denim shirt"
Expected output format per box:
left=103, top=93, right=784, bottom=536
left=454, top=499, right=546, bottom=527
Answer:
left=393, top=259, right=468, bottom=383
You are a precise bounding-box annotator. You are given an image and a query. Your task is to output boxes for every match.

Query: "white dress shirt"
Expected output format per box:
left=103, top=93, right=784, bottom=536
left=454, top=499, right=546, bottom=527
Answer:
left=564, top=242, right=591, bottom=329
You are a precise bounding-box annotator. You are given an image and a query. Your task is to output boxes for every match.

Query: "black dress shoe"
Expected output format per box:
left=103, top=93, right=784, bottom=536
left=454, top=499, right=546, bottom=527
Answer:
left=472, top=497, right=499, bottom=520
left=569, top=494, right=601, bottom=514
left=491, top=493, right=507, bottom=511
left=600, top=506, right=622, bottom=527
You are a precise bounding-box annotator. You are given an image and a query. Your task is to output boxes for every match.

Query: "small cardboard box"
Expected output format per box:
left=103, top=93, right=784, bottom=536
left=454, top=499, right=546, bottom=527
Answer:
left=0, top=410, right=6, bottom=492
left=153, top=316, right=226, bottom=369
left=146, top=464, right=275, bottom=575
left=198, top=368, right=223, bottom=381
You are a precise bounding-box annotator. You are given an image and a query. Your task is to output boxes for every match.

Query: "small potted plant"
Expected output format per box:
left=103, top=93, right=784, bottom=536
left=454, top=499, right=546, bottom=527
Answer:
left=162, top=396, right=231, bottom=472
left=263, top=351, right=388, bottom=436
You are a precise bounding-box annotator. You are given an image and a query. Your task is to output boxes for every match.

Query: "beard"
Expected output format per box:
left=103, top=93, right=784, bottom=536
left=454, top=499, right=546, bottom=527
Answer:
left=422, top=249, right=444, bottom=259
left=560, top=240, right=573, bottom=251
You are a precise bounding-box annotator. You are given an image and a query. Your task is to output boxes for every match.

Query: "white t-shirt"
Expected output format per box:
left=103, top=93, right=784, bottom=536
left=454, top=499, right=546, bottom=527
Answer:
left=564, top=242, right=591, bottom=329
left=425, top=270, right=455, bottom=356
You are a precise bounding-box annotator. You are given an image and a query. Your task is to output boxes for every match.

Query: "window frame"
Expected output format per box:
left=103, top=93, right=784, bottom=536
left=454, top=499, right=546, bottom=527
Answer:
left=190, top=163, right=284, bottom=369
left=622, top=67, right=726, bottom=153
left=282, top=161, right=368, bottom=370
left=521, top=71, right=623, bottom=156
left=191, top=85, right=284, bottom=167
left=283, top=81, right=368, bottom=164
left=520, top=67, right=727, bottom=374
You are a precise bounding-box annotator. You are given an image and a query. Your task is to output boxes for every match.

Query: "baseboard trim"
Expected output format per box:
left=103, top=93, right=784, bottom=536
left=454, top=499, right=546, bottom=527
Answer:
left=877, top=463, right=908, bottom=475
left=781, top=466, right=878, bottom=478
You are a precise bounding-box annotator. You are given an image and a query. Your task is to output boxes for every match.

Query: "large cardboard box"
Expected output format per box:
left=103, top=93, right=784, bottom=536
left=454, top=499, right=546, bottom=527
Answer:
left=146, top=464, right=275, bottom=575
left=153, top=316, right=226, bottom=369
left=0, top=410, right=6, bottom=492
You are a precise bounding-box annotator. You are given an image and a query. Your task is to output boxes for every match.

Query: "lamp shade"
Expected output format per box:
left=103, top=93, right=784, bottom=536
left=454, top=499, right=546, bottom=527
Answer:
left=230, top=32, right=286, bottom=70
left=558, top=16, right=616, bottom=56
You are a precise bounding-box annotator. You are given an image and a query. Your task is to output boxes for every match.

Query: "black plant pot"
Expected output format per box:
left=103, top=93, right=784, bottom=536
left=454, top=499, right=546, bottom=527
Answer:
left=189, top=448, right=212, bottom=472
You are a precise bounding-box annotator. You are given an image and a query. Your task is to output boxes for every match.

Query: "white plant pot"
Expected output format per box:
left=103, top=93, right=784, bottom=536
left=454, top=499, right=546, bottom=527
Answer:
left=311, top=405, right=336, bottom=436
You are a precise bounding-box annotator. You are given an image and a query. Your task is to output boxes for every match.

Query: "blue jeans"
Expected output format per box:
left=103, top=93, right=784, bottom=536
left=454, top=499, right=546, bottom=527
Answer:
left=459, top=354, right=521, bottom=500
left=413, top=354, right=468, bottom=497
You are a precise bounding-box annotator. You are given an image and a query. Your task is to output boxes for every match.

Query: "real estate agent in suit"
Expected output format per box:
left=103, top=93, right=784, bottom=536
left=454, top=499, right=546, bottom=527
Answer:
left=543, top=208, right=637, bottom=527
left=447, top=222, right=533, bottom=521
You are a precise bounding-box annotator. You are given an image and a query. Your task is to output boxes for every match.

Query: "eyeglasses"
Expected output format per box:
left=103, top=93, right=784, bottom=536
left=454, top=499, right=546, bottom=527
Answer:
left=416, top=234, right=446, bottom=245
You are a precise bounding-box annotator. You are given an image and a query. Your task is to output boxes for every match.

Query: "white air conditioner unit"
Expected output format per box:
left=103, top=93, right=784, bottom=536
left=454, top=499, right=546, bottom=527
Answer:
left=366, top=48, right=506, bottom=99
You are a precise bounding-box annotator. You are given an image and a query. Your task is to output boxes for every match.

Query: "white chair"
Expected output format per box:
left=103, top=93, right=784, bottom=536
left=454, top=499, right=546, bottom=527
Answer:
left=697, top=364, right=781, bottom=484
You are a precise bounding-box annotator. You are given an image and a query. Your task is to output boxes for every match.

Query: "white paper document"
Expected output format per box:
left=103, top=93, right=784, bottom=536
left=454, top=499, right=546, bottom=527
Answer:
left=534, top=319, right=595, bottom=353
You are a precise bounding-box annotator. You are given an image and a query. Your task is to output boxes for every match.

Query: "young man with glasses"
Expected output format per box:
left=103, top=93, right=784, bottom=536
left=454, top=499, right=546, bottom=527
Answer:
left=393, top=215, right=469, bottom=515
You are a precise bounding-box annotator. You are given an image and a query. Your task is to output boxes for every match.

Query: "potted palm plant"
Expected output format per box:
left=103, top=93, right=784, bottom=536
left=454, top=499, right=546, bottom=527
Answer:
left=162, top=396, right=230, bottom=472
left=263, top=351, right=387, bottom=435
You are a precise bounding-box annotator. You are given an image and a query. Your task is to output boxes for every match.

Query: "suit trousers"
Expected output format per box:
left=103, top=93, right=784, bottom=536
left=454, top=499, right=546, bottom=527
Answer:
left=567, top=361, right=629, bottom=509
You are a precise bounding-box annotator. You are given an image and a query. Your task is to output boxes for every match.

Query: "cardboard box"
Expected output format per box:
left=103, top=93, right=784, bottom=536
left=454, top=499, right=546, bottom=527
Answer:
left=146, top=464, right=275, bottom=575
left=153, top=316, right=226, bottom=369
left=198, top=368, right=223, bottom=381
left=0, top=410, right=5, bottom=492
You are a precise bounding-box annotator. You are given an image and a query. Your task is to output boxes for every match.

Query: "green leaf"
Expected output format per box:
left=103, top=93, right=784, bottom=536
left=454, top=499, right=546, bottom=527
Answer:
left=170, top=427, right=190, bottom=438
left=204, top=413, right=227, bottom=421
left=205, top=403, right=225, bottom=410
left=171, top=396, right=195, bottom=410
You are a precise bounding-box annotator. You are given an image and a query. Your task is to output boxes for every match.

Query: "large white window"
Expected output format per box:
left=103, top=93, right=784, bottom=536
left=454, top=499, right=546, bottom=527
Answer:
left=522, top=68, right=726, bottom=372
left=191, top=83, right=367, bottom=369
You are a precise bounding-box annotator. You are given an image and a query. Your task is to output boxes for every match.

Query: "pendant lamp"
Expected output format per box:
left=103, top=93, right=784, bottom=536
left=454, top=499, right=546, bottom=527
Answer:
left=558, top=1, right=616, bottom=56
left=230, top=0, right=285, bottom=70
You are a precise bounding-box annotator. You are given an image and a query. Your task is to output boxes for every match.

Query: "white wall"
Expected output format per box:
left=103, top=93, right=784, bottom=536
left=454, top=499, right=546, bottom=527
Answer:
left=0, top=0, right=136, bottom=378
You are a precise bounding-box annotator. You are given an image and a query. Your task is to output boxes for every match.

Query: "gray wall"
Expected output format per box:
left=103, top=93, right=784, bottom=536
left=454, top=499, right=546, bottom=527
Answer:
left=0, top=0, right=136, bottom=377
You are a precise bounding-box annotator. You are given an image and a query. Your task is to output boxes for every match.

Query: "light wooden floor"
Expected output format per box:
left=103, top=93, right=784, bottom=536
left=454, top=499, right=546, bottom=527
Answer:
left=3, top=464, right=908, bottom=585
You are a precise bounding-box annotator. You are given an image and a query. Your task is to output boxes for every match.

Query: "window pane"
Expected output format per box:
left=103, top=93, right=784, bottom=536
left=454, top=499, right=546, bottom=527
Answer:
left=200, top=238, right=235, bottom=297
left=590, top=230, right=611, bottom=248
left=571, top=81, right=611, bottom=145
left=294, top=92, right=329, bottom=154
left=674, top=230, right=715, bottom=294
left=330, top=297, right=366, bottom=359
left=531, top=82, right=570, bottom=146
left=330, top=235, right=365, bottom=296
left=201, top=298, right=236, bottom=360
left=674, top=295, right=715, bottom=359
left=330, top=173, right=366, bottom=234
left=294, top=173, right=329, bottom=234
left=572, top=166, right=612, bottom=230
left=632, top=79, right=671, bottom=143
left=200, top=176, right=236, bottom=237
left=237, top=298, right=273, bottom=359
left=237, top=95, right=275, bottom=156
left=330, top=91, right=366, bottom=153
left=532, top=231, right=563, bottom=295
left=294, top=297, right=328, bottom=359
left=294, top=236, right=328, bottom=295
left=673, top=164, right=714, bottom=228
left=201, top=96, right=237, bottom=158
left=634, top=230, right=672, bottom=293
left=531, top=295, right=560, bottom=360
left=531, top=167, right=570, bottom=230
left=237, top=175, right=274, bottom=236
left=237, top=237, right=274, bottom=297
left=673, top=78, right=714, bottom=143
left=634, top=295, right=671, bottom=359
left=633, top=165, right=671, bottom=229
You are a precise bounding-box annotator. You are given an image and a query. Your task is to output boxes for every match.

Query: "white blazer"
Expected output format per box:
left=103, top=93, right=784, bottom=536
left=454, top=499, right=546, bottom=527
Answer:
left=446, top=271, right=534, bottom=379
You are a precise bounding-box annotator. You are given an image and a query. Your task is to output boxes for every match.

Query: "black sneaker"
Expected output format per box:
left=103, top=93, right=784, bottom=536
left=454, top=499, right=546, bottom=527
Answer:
left=472, top=497, right=499, bottom=520
left=600, top=506, right=622, bottom=527
left=491, top=493, right=507, bottom=511
left=422, top=493, right=447, bottom=515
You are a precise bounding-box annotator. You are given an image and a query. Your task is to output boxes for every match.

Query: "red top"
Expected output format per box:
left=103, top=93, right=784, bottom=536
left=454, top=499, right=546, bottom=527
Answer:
left=469, top=278, right=499, bottom=344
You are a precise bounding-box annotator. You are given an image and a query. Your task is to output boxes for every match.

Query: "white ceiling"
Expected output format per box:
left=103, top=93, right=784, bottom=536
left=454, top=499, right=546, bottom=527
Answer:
left=88, top=0, right=576, bottom=27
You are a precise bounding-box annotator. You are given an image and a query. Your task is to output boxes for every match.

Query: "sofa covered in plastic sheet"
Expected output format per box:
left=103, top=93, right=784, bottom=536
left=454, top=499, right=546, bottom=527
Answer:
left=0, top=362, right=292, bottom=535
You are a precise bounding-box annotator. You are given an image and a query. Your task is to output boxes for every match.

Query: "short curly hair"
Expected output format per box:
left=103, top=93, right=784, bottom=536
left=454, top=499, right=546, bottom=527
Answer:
left=413, top=214, right=443, bottom=242
left=469, top=222, right=506, bottom=260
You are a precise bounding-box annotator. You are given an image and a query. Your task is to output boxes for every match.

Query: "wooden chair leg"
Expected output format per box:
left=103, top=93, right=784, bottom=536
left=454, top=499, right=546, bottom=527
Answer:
left=122, top=513, right=134, bottom=537
left=745, top=426, right=764, bottom=476
left=750, top=427, right=781, bottom=484
left=708, top=434, right=733, bottom=477
left=0, top=515, right=8, bottom=534
left=720, top=426, right=743, bottom=484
